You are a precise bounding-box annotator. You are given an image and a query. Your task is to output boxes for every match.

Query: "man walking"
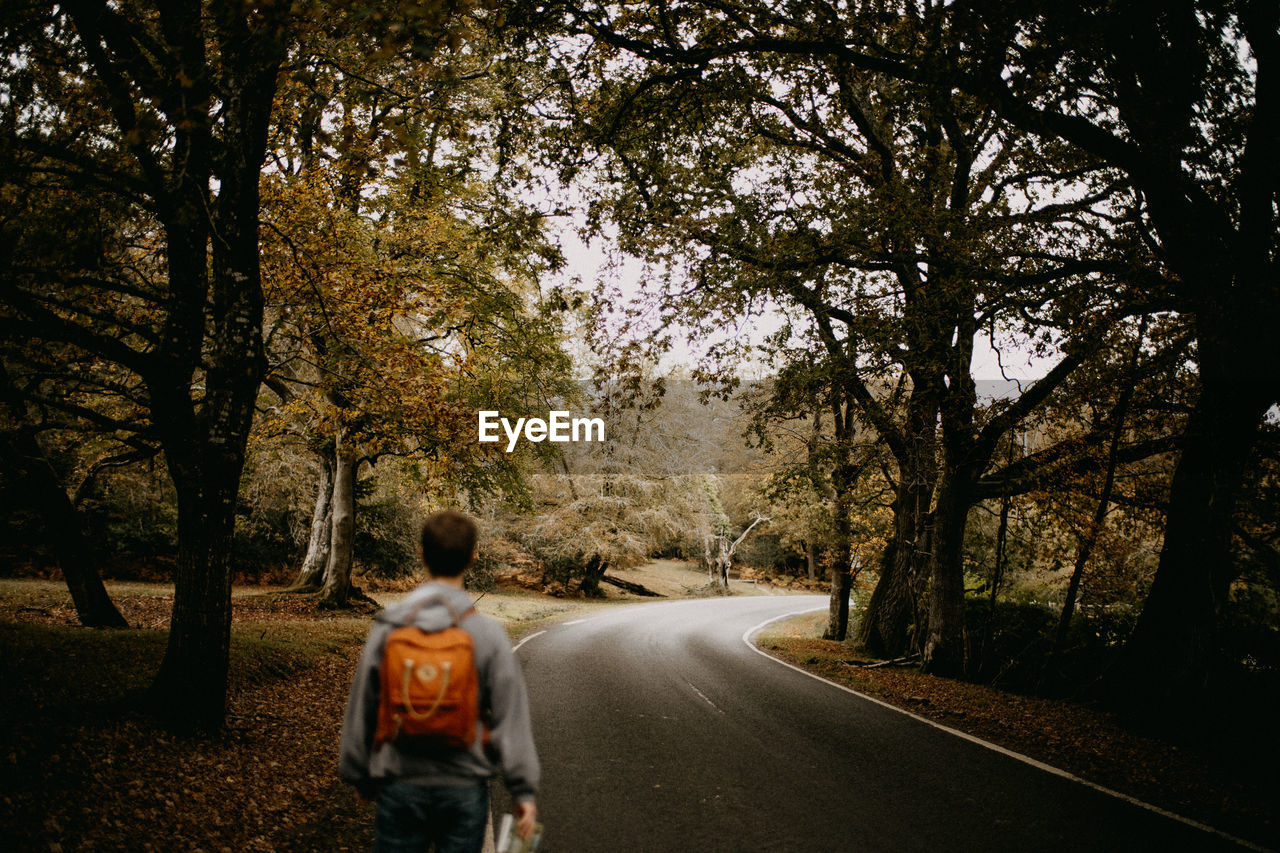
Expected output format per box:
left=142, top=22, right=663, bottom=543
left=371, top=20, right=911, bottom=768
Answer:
left=340, top=510, right=539, bottom=852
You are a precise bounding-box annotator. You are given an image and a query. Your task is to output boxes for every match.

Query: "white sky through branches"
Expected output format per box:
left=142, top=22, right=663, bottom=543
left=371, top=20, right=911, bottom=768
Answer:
left=554, top=222, right=1059, bottom=384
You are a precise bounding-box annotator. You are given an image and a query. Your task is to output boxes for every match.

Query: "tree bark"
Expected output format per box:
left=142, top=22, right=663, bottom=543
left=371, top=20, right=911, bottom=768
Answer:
left=922, top=316, right=980, bottom=678
left=292, top=446, right=334, bottom=591
left=319, top=429, right=358, bottom=608
left=922, top=465, right=974, bottom=676
left=860, top=396, right=937, bottom=657
left=1115, top=338, right=1272, bottom=712
left=824, top=464, right=856, bottom=640
left=860, top=471, right=932, bottom=656
left=153, top=473, right=239, bottom=732
left=825, top=559, right=853, bottom=640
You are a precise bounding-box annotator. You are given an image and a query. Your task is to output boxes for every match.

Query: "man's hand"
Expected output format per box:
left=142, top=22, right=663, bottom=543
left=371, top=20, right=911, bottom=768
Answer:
left=514, top=800, right=538, bottom=841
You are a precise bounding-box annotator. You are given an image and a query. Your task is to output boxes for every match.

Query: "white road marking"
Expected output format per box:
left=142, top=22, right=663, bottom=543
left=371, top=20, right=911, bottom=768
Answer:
left=512, top=630, right=546, bottom=653
left=687, top=681, right=725, bottom=715
left=742, top=608, right=1269, bottom=853
left=563, top=618, right=595, bottom=625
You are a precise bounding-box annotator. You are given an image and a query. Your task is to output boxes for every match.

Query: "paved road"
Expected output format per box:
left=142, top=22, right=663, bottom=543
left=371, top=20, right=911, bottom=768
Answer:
left=504, top=595, right=1251, bottom=852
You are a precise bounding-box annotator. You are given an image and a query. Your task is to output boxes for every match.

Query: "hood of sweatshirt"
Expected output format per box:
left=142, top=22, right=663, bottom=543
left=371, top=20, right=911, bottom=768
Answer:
left=376, top=582, right=478, bottom=633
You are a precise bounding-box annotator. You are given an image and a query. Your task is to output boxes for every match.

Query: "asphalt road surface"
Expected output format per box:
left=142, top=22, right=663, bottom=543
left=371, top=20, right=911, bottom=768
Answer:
left=506, top=595, right=1253, bottom=852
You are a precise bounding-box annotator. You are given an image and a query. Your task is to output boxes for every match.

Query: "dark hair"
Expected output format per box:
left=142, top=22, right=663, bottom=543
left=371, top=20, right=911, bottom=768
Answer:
left=419, top=510, right=478, bottom=577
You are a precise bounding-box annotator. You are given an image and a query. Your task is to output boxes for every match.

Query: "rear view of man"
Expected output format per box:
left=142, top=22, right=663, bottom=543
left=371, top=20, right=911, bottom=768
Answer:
left=340, top=510, right=539, bottom=852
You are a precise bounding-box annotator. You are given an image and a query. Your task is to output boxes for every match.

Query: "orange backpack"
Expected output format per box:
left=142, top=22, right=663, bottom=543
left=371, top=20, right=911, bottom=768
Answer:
left=374, top=596, right=482, bottom=750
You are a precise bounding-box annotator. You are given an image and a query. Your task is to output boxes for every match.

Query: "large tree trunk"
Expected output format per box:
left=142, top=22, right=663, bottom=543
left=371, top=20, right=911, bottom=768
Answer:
left=153, top=474, right=239, bottom=733
left=860, top=413, right=936, bottom=657
left=145, top=202, right=238, bottom=734
left=319, top=430, right=358, bottom=608
left=150, top=202, right=267, bottom=731
left=292, top=447, right=334, bottom=591
left=922, top=466, right=973, bottom=676
left=922, top=333, right=979, bottom=678
left=825, top=561, right=852, bottom=640
left=860, top=475, right=932, bottom=656
left=150, top=32, right=278, bottom=729
left=1115, top=360, right=1269, bottom=713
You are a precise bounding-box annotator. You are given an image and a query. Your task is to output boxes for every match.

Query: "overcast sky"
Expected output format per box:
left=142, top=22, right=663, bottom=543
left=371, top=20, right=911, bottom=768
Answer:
left=554, top=226, right=1059, bottom=383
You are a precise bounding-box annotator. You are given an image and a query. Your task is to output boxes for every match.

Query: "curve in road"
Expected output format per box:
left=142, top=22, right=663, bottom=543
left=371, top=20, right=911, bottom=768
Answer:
left=507, top=595, right=1257, bottom=852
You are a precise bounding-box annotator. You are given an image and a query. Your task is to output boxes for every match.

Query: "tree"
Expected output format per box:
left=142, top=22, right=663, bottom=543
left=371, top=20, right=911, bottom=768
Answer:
left=257, top=25, right=575, bottom=604
left=822, top=0, right=1280, bottom=710
left=710, top=512, right=770, bottom=588
left=0, top=363, right=129, bottom=628
left=742, top=349, right=887, bottom=637
left=1, top=0, right=492, bottom=730
left=0, top=0, right=295, bottom=730
left=518, top=0, right=1149, bottom=669
left=1052, top=318, right=1149, bottom=657
left=0, top=151, right=155, bottom=628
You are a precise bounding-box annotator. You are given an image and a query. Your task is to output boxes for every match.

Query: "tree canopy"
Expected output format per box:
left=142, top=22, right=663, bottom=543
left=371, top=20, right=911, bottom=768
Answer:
left=1, top=0, right=1275, bottom=734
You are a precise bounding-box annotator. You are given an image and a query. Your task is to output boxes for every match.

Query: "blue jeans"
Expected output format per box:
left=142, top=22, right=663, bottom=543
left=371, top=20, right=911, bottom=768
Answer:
left=374, top=780, right=489, bottom=853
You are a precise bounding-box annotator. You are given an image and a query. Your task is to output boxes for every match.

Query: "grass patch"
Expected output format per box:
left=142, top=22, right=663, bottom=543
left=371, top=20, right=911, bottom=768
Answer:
left=0, top=614, right=371, bottom=718
left=229, top=618, right=369, bottom=688
left=0, top=622, right=166, bottom=722
left=0, top=577, right=173, bottom=601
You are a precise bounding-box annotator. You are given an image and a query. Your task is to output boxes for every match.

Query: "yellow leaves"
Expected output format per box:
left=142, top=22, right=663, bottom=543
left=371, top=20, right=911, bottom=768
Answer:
left=259, top=166, right=488, bottom=458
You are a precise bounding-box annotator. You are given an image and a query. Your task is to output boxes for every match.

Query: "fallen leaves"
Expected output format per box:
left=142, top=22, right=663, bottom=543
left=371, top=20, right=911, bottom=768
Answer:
left=0, top=592, right=376, bottom=852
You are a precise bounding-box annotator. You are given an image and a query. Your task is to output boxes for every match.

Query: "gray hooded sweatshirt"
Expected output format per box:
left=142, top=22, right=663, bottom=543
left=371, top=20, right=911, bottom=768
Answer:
left=338, top=582, right=540, bottom=802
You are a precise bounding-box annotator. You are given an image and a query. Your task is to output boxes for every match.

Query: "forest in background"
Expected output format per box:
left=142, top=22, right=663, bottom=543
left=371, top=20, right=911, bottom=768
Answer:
left=0, top=0, right=1277, bottom=741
